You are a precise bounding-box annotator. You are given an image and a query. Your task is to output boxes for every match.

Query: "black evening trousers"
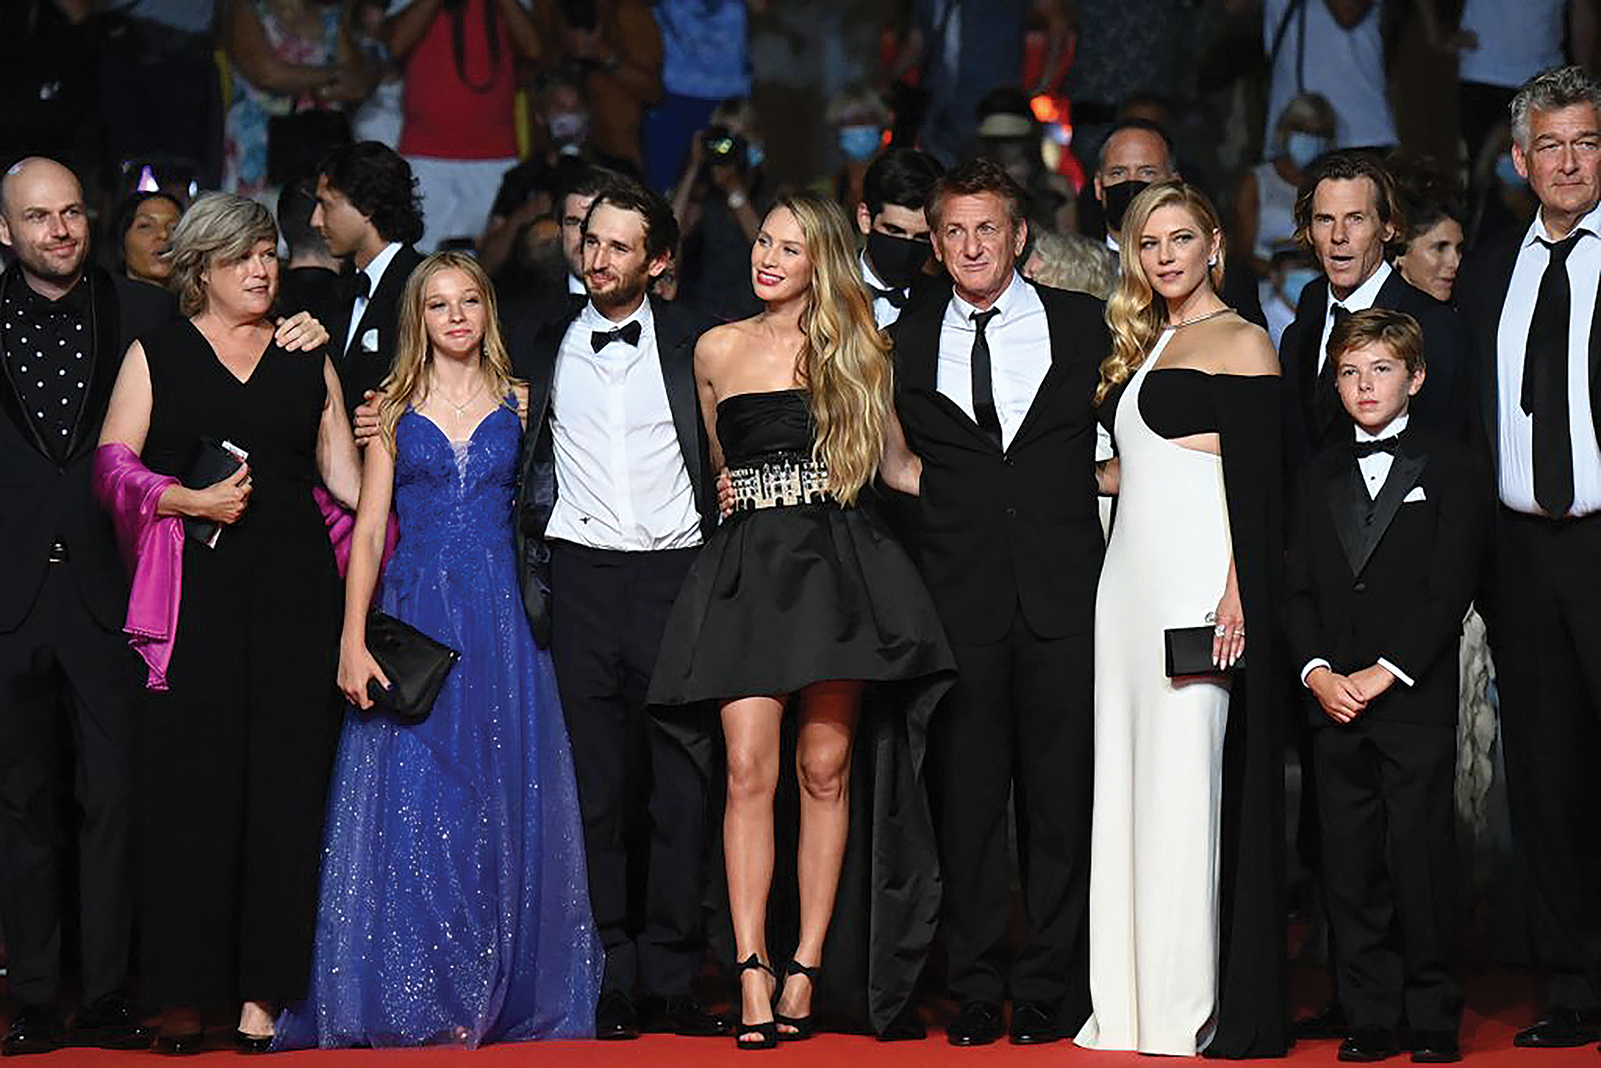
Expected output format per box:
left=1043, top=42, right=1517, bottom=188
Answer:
left=0, top=566, right=139, bottom=1007
left=1489, top=509, right=1601, bottom=1015
left=1313, top=719, right=1460, bottom=1034
left=548, top=541, right=706, bottom=1000
left=926, top=610, right=1094, bottom=1025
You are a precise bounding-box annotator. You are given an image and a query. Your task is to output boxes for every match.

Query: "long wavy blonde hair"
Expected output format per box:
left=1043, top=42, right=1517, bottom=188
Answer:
left=771, top=192, right=893, bottom=505
left=380, top=252, right=521, bottom=449
left=1096, top=181, right=1226, bottom=405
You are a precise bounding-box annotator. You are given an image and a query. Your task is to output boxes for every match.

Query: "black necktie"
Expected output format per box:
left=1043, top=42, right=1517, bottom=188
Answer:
left=1315, top=303, right=1351, bottom=432
left=969, top=308, right=1002, bottom=447
left=1522, top=229, right=1587, bottom=516
left=871, top=285, right=907, bottom=309
left=350, top=271, right=372, bottom=301
left=591, top=320, right=643, bottom=352
left=1352, top=436, right=1399, bottom=459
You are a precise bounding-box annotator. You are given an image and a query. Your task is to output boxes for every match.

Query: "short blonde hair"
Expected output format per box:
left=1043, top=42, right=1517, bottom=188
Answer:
left=167, top=192, right=278, bottom=317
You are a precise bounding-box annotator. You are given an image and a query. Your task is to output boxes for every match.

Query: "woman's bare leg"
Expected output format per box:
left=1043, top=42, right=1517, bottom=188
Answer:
left=722, top=694, right=785, bottom=1041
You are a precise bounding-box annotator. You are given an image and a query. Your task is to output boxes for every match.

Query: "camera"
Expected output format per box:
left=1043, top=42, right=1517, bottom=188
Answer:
left=700, top=126, right=748, bottom=171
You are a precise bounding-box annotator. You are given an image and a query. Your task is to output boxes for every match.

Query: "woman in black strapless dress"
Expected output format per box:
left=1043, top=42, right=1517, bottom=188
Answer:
left=648, top=193, right=952, bottom=1049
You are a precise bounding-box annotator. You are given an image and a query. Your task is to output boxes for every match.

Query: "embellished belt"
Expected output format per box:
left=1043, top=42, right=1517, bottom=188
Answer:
left=727, top=452, right=833, bottom=512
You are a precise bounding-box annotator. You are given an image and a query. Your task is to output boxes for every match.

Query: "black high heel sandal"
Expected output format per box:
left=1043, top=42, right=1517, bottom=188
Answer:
left=734, top=954, right=778, bottom=1051
left=775, top=959, right=820, bottom=1041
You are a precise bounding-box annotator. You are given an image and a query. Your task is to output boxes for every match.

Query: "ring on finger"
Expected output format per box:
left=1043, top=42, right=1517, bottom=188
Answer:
left=1214, top=624, right=1227, bottom=636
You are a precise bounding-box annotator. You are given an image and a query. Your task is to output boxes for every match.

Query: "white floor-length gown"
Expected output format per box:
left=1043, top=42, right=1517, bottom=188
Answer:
left=1075, top=330, right=1234, bottom=1056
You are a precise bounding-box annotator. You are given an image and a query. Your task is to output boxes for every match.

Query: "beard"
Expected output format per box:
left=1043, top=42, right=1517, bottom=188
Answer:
left=16, top=239, right=87, bottom=289
left=588, top=268, right=650, bottom=313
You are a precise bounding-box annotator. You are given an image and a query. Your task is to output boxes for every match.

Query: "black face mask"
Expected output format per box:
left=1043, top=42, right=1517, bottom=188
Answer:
left=1101, top=180, right=1151, bottom=238
left=865, top=230, right=930, bottom=291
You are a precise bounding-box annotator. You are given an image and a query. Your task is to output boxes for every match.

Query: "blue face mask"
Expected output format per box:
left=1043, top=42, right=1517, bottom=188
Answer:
left=747, top=142, right=766, bottom=169
left=838, top=125, right=883, bottom=163
left=1496, top=152, right=1527, bottom=189
left=1284, top=131, right=1329, bottom=169
left=1279, top=266, right=1319, bottom=305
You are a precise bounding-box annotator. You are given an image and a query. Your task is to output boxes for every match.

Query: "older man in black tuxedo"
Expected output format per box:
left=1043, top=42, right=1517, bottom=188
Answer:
left=1457, top=65, right=1601, bottom=1050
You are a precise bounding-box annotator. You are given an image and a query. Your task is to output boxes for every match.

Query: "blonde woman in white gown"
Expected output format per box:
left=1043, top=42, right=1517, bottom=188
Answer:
left=1075, top=181, right=1291, bottom=1058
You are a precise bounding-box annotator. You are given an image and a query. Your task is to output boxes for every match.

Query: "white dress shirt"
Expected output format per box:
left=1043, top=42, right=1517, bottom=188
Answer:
left=1300, top=412, right=1416, bottom=689
left=936, top=271, right=1051, bottom=450
left=568, top=271, right=586, bottom=296
left=1316, top=259, right=1392, bottom=374
left=1495, top=203, right=1601, bottom=517
left=859, top=252, right=906, bottom=329
left=545, top=298, right=702, bottom=551
left=342, top=241, right=403, bottom=356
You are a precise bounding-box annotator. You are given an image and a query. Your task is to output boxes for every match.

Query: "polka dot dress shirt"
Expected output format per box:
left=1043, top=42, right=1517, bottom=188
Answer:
left=4, top=278, right=90, bottom=461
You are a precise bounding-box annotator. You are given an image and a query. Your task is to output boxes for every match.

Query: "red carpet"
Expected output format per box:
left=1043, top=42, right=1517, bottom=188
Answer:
left=20, top=967, right=1593, bottom=1067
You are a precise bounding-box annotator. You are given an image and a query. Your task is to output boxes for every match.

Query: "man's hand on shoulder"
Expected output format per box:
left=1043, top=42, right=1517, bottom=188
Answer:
left=274, top=312, right=329, bottom=352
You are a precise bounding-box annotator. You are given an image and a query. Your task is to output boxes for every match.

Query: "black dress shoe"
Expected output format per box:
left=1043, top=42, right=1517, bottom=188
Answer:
left=946, top=1001, right=1004, bottom=1047
left=1408, top=1030, right=1461, bottom=1063
left=641, top=995, right=728, bottom=1037
left=232, top=1030, right=274, bottom=1054
left=595, top=991, right=640, bottom=1041
left=153, top=1032, right=206, bottom=1056
left=1514, top=1008, right=1600, bottom=1048
left=1296, top=1002, right=1350, bottom=1040
left=1008, top=1002, right=1060, bottom=1045
left=2, top=1006, right=64, bottom=1057
left=74, top=995, right=152, bottom=1051
left=1338, top=1026, right=1397, bottom=1062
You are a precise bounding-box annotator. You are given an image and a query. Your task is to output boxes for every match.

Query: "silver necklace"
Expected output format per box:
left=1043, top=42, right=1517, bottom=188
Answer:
left=438, top=380, right=484, bottom=418
left=1169, top=307, right=1232, bottom=329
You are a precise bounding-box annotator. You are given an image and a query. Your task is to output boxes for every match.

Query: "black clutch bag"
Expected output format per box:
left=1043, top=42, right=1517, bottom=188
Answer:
left=181, top=437, right=247, bottom=548
left=364, top=610, right=460, bottom=724
left=1163, top=625, right=1245, bottom=678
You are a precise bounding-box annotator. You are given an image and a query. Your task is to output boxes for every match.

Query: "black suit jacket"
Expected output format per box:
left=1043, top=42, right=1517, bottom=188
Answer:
left=512, top=295, right=715, bottom=645
left=1279, top=269, right=1468, bottom=484
left=0, top=266, right=178, bottom=632
left=332, top=243, right=424, bottom=415
left=1284, top=426, right=1489, bottom=727
left=890, top=280, right=1107, bottom=645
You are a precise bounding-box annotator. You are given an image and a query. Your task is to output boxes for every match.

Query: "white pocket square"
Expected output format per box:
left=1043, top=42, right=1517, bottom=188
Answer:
left=1403, top=486, right=1427, bottom=503
left=360, top=328, right=379, bottom=353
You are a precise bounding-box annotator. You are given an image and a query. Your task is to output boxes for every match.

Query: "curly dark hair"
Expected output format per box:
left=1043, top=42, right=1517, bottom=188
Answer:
left=317, top=141, right=425, bottom=245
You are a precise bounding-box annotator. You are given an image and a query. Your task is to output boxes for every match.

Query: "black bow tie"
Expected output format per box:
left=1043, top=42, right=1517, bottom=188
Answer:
left=591, top=320, right=643, bottom=352
left=871, top=285, right=908, bottom=309
left=1352, top=436, right=1400, bottom=459
left=350, top=271, right=372, bottom=301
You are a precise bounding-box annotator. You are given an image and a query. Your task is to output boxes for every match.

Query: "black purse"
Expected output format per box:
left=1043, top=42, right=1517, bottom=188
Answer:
left=1163, top=625, right=1245, bottom=678
left=364, top=610, right=460, bottom=723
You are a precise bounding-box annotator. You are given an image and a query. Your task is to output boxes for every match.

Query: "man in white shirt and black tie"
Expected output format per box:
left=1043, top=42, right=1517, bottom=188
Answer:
left=1458, top=64, right=1601, bottom=1051
left=890, top=158, right=1108, bottom=1048
left=513, top=176, right=725, bottom=1043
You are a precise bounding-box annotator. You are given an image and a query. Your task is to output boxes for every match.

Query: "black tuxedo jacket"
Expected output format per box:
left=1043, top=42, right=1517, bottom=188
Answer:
left=512, top=295, right=715, bottom=645
left=890, top=280, right=1107, bottom=645
left=1456, top=227, right=1601, bottom=477
left=1284, top=426, right=1489, bottom=727
left=332, top=243, right=424, bottom=415
left=0, top=266, right=177, bottom=632
left=1279, top=270, right=1467, bottom=483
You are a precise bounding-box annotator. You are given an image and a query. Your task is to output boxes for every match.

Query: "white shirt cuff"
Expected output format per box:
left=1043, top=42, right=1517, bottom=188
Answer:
left=1300, top=658, right=1331, bottom=686
left=1377, top=657, right=1415, bottom=687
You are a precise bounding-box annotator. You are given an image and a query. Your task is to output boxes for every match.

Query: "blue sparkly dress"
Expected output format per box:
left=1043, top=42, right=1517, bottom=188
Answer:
left=274, top=402, right=602, bottom=1049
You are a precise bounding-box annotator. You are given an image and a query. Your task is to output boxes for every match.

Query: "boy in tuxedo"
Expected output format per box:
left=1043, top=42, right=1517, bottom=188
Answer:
left=1284, top=308, right=1489, bottom=1064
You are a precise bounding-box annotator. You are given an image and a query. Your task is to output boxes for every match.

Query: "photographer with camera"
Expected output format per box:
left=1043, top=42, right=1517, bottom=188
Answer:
left=536, top=0, right=661, bottom=171
left=669, top=97, right=767, bottom=321
left=383, top=0, right=541, bottom=251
